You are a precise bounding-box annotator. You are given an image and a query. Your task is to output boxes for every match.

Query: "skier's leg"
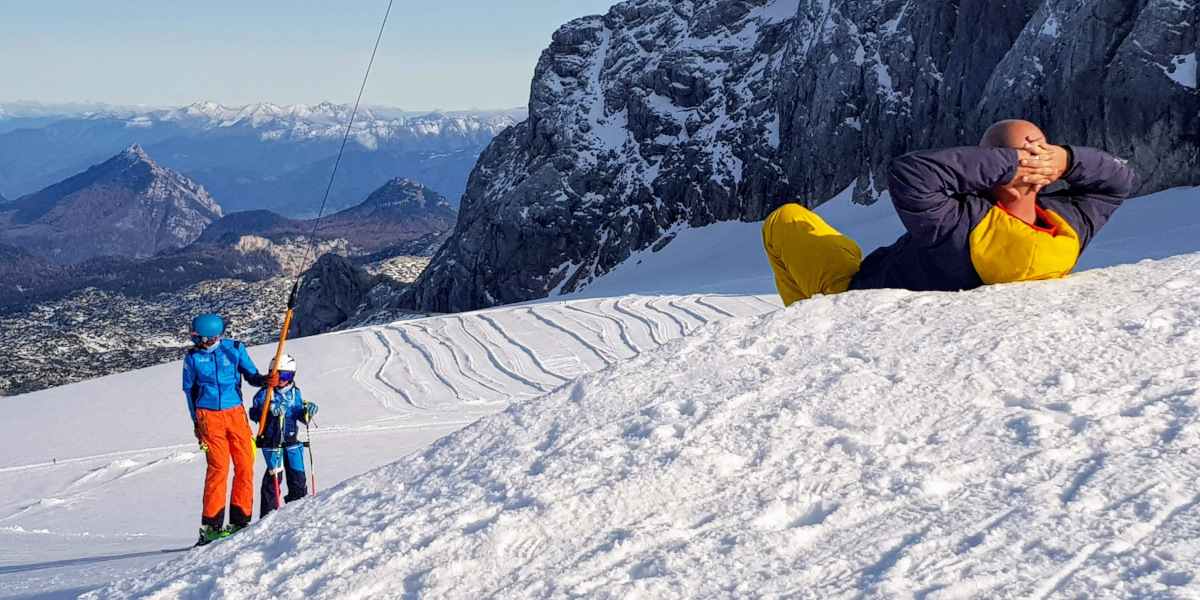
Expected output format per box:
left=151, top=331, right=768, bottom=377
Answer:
left=260, top=448, right=282, bottom=517
left=283, top=443, right=307, bottom=502
left=198, top=409, right=229, bottom=529
left=227, top=408, right=256, bottom=527
left=762, top=203, right=863, bottom=306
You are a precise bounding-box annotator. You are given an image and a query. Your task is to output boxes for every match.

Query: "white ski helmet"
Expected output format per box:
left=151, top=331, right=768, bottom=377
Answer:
left=270, top=354, right=297, bottom=374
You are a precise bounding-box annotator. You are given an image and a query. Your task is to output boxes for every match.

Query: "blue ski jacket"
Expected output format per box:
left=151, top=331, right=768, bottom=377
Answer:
left=849, top=145, right=1139, bottom=292
left=249, top=385, right=309, bottom=447
left=182, top=339, right=265, bottom=421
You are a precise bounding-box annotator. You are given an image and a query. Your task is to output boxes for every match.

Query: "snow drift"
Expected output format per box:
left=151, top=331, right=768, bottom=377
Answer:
left=89, top=248, right=1200, bottom=598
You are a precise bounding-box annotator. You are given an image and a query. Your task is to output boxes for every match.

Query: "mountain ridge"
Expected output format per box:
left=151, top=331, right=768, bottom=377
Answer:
left=0, top=104, right=522, bottom=215
left=0, top=144, right=222, bottom=264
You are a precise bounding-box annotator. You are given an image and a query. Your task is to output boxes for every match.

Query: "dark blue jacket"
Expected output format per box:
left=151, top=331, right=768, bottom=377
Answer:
left=249, top=385, right=308, bottom=447
left=182, top=339, right=264, bottom=420
left=849, top=145, right=1139, bottom=292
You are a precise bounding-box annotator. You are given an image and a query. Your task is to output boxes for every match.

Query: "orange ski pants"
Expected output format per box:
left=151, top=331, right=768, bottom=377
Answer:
left=196, top=406, right=255, bottom=527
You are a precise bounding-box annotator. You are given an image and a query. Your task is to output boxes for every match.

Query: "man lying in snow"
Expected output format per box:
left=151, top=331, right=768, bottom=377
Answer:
left=762, top=119, right=1139, bottom=306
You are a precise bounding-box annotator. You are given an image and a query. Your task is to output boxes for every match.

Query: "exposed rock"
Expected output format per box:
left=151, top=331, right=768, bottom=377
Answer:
left=0, top=144, right=222, bottom=263
left=289, top=254, right=377, bottom=338
left=406, top=0, right=1199, bottom=313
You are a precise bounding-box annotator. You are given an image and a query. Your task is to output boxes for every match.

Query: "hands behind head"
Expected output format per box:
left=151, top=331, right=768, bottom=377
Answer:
left=1016, top=135, right=1069, bottom=193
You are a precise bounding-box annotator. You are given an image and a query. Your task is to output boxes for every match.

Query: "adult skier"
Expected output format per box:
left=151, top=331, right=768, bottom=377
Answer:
left=762, top=120, right=1139, bottom=305
left=182, top=313, right=276, bottom=545
left=248, top=354, right=318, bottom=517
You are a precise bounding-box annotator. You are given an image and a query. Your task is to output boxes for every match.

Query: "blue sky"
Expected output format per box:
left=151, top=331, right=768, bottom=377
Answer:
left=0, top=0, right=617, bottom=110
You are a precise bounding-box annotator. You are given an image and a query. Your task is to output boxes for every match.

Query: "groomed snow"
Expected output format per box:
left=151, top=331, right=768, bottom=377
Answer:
left=85, top=248, right=1200, bottom=599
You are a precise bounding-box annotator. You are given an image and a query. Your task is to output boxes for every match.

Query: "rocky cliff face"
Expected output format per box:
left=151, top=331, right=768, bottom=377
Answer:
left=0, top=144, right=222, bottom=263
left=406, top=0, right=1199, bottom=312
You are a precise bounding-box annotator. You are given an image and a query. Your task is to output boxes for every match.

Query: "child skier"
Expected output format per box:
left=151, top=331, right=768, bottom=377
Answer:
left=248, top=353, right=318, bottom=517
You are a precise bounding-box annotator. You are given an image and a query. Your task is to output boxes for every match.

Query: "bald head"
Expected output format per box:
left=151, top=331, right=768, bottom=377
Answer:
left=980, top=119, right=1045, bottom=149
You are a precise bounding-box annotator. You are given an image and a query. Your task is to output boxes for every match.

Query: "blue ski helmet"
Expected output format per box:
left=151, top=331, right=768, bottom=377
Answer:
left=191, top=313, right=225, bottom=339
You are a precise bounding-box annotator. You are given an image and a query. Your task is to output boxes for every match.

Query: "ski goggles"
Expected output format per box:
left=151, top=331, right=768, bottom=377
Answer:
left=190, top=332, right=223, bottom=348
left=278, top=371, right=295, bottom=383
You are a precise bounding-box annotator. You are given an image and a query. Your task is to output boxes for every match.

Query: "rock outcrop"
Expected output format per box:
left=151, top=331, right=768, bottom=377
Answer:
left=289, top=254, right=377, bottom=338
left=0, top=145, right=222, bottom=263
left=406, top=0, right=1199, bottom=312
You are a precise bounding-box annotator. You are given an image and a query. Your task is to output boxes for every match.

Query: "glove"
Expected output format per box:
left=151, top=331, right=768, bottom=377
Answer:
left=304, top=403, right=319, bottom=423
left=269, top=400, right=286, bottom=417
left=192, top=420, right=201, bottom=441
left=264, top=372, right=281, bottom=388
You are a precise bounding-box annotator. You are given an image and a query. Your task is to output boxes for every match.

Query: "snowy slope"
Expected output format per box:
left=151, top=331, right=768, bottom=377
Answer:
left=2, top=186, right=1199, bottom=599
left=84, top=249, right=1200, bottom=599
left=0, top=296, right=777, bottom=599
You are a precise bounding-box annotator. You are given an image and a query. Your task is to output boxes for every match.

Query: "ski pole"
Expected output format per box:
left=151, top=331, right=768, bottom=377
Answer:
left=273, top=408, right=284, bottom=510
left=304, top=414, right=317, bottom=494
left=258, top=281, right=300, bottom=443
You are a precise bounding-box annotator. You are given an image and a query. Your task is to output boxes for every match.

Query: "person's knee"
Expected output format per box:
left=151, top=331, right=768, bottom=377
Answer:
left=770, top=203, right=812, bottom=223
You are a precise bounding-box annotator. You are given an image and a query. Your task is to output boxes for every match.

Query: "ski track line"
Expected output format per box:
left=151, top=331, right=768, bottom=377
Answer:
left=412, top=320, right=490, bottom=400
left=350, top=330, right=414, bottom=413
left=0, top=444, right=196, bottom=475
left=390, top=326, right=471, bottom=405
left=733, top=294, right=783, bottom=314
left=1, top=452, right=198, bottom=522
left=523, top=308, right=618, bottom=365
left=603, top=297, right=662, bottom=347
left=383, top=332, right=450, bottom=407
left=666, top=296, right=712, bottom=327
left=1028, top=542, right=1103, bottom=600
left=645, top=296, right=697, bottom=335
left=455, top=317, right=554, bottom=395
left=478, top=313, right=571, bottom=386
left=503, top=309, right=601, bottom=377
left=414, top=320, right=511, bottom=400
left=540, top=304, right=637, bottom=362
left=369, top=329, right=423, bottom=410
left=561, top=303, right=642, bottom=357
left=462, top=316, right=558, bottom=393
left=692, top=296, right=739, bottom=318
left=612, top=296, right=670, bottom=345
left=440, top=317, right=530, bottom=397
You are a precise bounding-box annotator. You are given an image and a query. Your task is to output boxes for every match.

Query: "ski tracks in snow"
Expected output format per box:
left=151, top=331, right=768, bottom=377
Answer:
left=342, top=294, right=777, bottom=420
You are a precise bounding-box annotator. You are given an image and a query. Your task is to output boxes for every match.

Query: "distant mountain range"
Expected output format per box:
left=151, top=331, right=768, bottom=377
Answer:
left=0, top=102, right=524, bottom=215
left=0, top=146, right=458, bottom=312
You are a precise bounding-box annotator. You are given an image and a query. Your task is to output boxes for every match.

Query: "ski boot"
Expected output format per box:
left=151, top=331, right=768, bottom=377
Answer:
left=195, top=524, right=230, bottom=547
left=225, top=522, right=248, bottom=536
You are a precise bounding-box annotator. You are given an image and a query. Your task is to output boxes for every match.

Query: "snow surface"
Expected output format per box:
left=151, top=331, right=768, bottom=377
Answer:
left=3, top=185, right=1200, bottom=599
left=1160, top=53, right=1198, bottom=89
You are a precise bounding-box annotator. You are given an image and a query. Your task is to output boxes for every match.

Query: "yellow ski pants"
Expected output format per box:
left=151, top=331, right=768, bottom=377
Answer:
left=762, top=203, right=863, bottom=306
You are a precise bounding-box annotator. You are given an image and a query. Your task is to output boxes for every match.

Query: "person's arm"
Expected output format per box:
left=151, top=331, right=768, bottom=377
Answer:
left=248, top=388, right=266, bottom=423
left=1039, top=145, right=1140, bottom=248
left=886, top=147, right=1018, bottom=244
left=236, top=343, right=267, bottom=387
left=182, top=354, right=198, bottom=422
left=290, top=388, right=305, bottom=421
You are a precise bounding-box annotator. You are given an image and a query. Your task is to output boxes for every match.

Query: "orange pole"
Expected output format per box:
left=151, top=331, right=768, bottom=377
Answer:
left=257, top=308, right=295, bottom=438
